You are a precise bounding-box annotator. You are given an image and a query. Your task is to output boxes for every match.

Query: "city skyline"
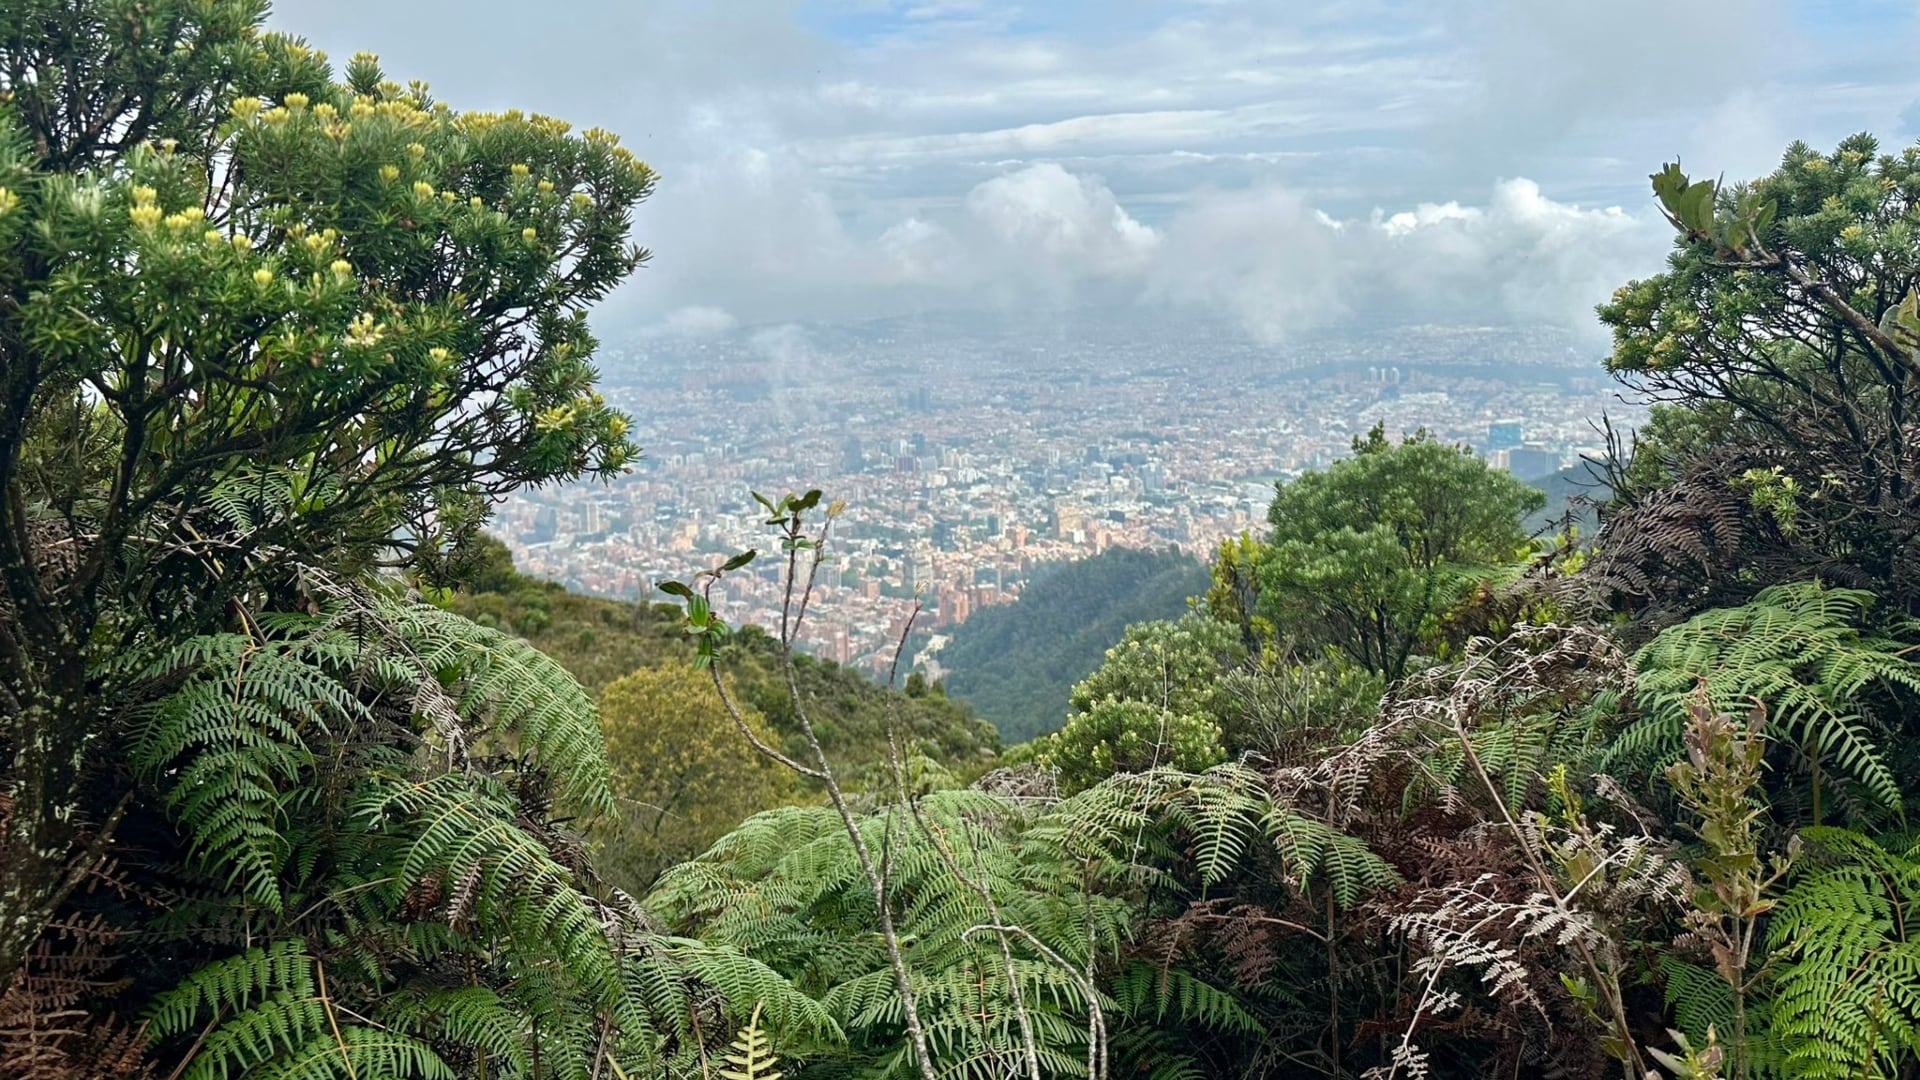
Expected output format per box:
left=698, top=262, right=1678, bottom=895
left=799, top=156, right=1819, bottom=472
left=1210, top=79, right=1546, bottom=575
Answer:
left=496, top=313, right=1644, bottom=675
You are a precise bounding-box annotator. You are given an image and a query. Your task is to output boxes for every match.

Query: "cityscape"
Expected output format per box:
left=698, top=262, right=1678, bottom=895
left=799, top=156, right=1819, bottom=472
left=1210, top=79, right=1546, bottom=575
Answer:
left=494, top=311, right=1647, bottom=676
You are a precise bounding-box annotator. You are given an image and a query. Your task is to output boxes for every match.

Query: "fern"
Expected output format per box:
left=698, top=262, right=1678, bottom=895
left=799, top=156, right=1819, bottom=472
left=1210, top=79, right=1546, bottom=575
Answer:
left=1659, top=955, right=1742, bottom=1052
left=130, top=634, right=354, bottom=912
left=129, top=577, right=812, bottom=1080
left=377, top=593, right=614, bottom=814
left=654, top=761, right=1391, bottom=1080
left=149, top=940, right=457, bottom=1080
left=720, top=1003, right=781, bottom=1080
left=1624, top=581, right=1920, bottom=817
left=1110, top=962, right=1262, bottom=1035
left=1769, top=827, right=1920, bottom=1079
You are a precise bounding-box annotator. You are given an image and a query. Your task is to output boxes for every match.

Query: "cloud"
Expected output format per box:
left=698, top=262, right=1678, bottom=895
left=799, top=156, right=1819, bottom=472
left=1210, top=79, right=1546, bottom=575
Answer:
left=628, top=141, right=866, bottom=322
left=878, top=217, right=965, bottom=285
left=648, top=306, right=740, bottom=338
left=633, top=156, right=1669, bottom=345
left=1432, top=0, right=1788, bottom=161
left=1145, top=186, right=1353, bottom=341
left=1148, top=176, right=1667, bottom=344
left=267, top=0, right=1912, bottom=341
left=964, top=164, right=1159, bottom=277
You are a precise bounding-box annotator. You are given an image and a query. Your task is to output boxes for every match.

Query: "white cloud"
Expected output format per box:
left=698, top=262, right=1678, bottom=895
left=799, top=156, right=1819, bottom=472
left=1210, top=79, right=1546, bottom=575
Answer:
left=1434, top=0, right=1787, bottom=155
left=964, top=164, right=1159, bottom=278
left=1680, top=92, right=1794, bottom=188
left=269, top=0, right=1914, bottom=340
left=1145, top=185, right=1354, bottom=341
left=649, top=305, right=740, bottom=338
left=632, top=155, right=1670, bottom=344
left=878, top=217, right=965, bottom=285
left=1148, top=176, right=1667, bottom=344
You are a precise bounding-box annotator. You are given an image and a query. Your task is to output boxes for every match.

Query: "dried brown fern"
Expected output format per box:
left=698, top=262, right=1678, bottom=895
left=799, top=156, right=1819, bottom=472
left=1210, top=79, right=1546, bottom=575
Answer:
left=0, top=916, right=152, bottom=1080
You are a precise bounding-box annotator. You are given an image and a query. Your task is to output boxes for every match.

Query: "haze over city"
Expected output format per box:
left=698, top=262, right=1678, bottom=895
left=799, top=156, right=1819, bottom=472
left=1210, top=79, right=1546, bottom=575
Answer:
left=274, top=0, right=1920, bottom=659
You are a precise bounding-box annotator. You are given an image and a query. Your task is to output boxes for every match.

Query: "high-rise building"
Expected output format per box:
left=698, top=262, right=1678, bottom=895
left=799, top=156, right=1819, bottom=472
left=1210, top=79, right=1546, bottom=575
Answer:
left=1488, top=419, right=1524, bottom=451
left=1506, top=445, right=1560, bottom=480
left=938, top=586, right=971, bottom=627
left=529, top=505, right=558, bottom=543
left=907, top=553, right=934, bottom=592
left=1054, top=508, right=1083, bottom=539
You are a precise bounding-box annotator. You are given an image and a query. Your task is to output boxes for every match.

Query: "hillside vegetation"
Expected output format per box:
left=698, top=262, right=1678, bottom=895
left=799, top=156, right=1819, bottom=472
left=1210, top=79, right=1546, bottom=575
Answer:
left=15, top=5, right=1920, bottom=1077
left=936, top=545, right=1211, bottom=742
left=449, top=542, right=1000, bottom=774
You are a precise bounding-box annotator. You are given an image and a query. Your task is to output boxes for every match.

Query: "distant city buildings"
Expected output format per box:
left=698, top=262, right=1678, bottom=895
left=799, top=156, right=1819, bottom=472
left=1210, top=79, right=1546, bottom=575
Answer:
left=1488, top=418, right=1524, bottom=450
left=1506, top=446, right=1563, bottom=480
left=496, top=316, right=1645, bottom=674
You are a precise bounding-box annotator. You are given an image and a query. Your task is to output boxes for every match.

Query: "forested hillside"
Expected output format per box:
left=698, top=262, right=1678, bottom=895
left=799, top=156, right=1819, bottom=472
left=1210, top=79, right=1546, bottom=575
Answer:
left=14, top=4, right=1920, bottom=1078
left=445, top=539, right=999, bottom=889
left=937, top=546, right=1210, bottom=742
left=1525, top=460, right=1608, bottom=534
left=447, top=538, right=998, bottom=772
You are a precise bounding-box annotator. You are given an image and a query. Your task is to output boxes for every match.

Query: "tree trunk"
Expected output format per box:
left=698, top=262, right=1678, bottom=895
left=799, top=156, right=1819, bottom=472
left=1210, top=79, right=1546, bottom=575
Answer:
left=0, top=648, right=94, bottom=995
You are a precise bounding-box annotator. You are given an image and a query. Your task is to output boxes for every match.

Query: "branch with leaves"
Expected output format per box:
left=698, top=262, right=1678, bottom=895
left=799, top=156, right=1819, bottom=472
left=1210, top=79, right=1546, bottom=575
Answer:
left=661, top=489, right=941, bottom=1080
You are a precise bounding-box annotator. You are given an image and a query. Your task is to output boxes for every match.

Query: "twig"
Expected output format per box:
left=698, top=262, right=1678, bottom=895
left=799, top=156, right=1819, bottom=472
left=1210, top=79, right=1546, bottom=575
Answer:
left=702, top=501, right=940, bottom=1080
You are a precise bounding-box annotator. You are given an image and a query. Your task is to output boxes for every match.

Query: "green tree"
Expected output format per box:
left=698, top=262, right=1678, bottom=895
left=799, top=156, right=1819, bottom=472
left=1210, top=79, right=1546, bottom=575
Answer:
left=1257, top=426, right=1543, bottom=681
left=0, top=3, right=648, bottom=990
left=1067, top=615, right=1245, bottom=719
left=1204, top=531, right=1273, bottom=653
left=1039, top=699, right=1224, bottom=794
left=1035, top=617, right=1240, bottom=792
left=1592, top=136, right=1920, bottom=620
left=597, top=665, right=795, bottom=891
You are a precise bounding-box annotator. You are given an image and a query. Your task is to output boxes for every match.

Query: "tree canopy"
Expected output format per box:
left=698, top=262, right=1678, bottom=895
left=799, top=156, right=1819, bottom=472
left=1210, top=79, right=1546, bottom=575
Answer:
left=1593, top=135, right=1920, bottom=624
left=1255, top=426, right=1544, bottom=680
left=0, top=5, right=827, bottom=1077
left=596, top=665, right=795, bottom=891
left=938, top=546, right=1210, bottom=743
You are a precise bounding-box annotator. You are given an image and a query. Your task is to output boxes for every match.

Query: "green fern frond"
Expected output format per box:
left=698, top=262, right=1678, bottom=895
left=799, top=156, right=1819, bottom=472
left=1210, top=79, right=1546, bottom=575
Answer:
left=1624, top=581, right=1918, bottom=815
left=720, top=1003, right=782, bottom=1080
left=251, top=1028, right=453, bottom=1080
left=1769, top=827, right=1920, bottom=1078
left=1658, top=954, right=1737, bottom=1048
left=128, top=576, right=808, bottom=1080
left=1111, top=961, right=1262, bottom=1035
left=372, top=589, right=614, bottom=814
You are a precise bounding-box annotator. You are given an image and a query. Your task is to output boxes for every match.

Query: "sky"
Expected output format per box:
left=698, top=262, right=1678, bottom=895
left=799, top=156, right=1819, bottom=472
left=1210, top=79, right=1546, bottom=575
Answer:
left=272, top=0, right=1920, bottom=346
